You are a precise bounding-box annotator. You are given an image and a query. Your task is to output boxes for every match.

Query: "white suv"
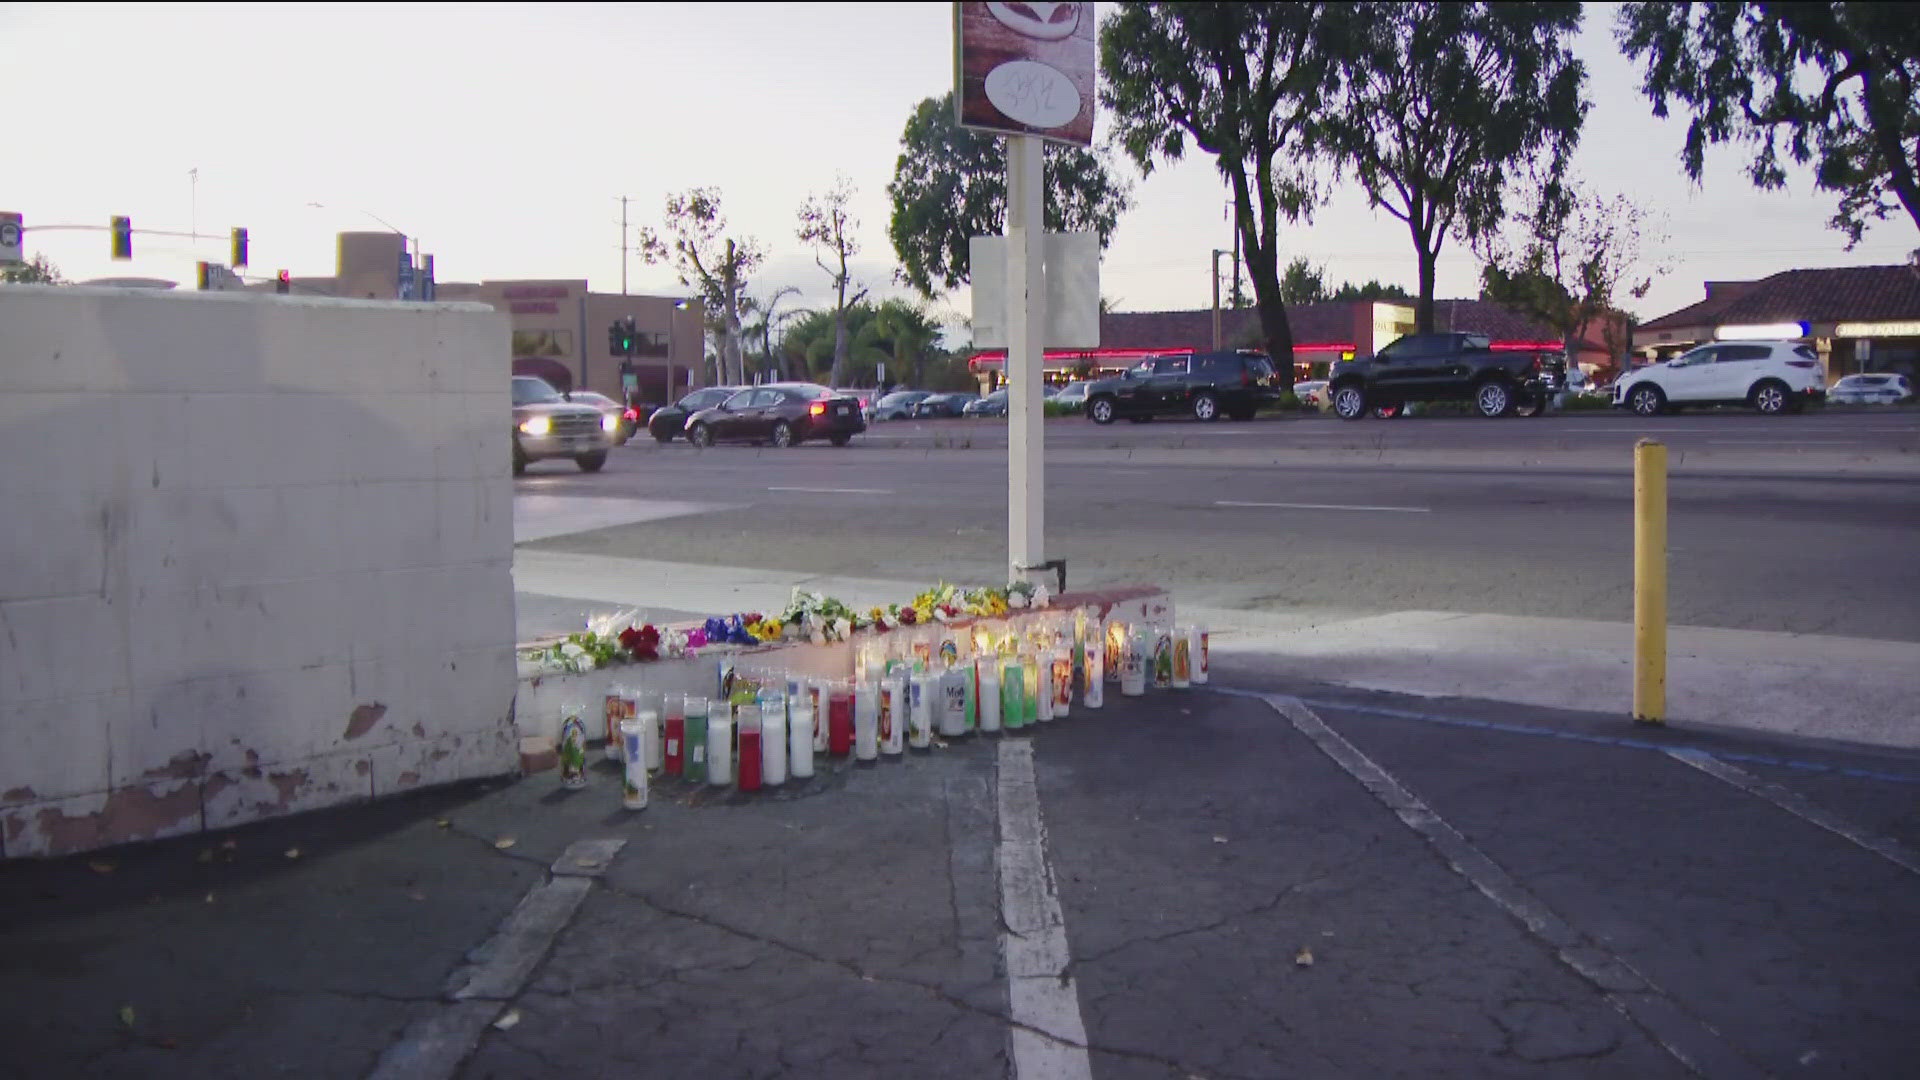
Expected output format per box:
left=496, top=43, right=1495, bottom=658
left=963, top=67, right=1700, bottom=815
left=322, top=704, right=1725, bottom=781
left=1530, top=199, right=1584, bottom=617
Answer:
left=1613, top=341, right=1826, bottom=416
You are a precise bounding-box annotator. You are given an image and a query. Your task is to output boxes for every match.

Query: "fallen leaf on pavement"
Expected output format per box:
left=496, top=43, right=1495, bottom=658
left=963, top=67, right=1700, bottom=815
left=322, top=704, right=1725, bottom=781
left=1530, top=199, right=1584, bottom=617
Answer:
left=195, top=849, right=213, bottom=865
left=283, top=847, right=301, bottom=860
left=574, top=857, right=602, bottom=869
left=1211, top=836, right=1228, bottom=844
left=492, top=1008, right=521, bottom=1031
left=435, top=819, right=452, bottom=829
left=494, top=837, right=516, bottom=850
left=204, top=892, right=216, bottom=904
left=1295, top=947, right=1314, bottom=967
left=89, top=861, right=115, bottom=874
left=407, top=891, right=426, bottom=902
left=118, top=1006, right=136, bottom=1028
left=220, top=839, right=237, bottom=850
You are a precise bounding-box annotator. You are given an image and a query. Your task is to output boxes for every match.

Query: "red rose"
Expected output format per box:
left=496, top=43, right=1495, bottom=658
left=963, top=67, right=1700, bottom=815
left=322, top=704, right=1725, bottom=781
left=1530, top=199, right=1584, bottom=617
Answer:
left=899, top=608, right=918, bottom=625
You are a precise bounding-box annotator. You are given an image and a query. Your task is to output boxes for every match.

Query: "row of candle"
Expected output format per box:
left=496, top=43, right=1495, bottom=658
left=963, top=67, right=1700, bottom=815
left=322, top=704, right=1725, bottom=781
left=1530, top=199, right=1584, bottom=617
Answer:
left=557, top=615, right=1210, bottom=809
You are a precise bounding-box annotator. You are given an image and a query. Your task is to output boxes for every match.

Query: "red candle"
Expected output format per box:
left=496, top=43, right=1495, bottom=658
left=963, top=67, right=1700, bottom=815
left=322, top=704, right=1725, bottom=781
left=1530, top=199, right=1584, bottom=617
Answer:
left=665, top=714, right=685, bottom=776
left=828, top=690, right=854, bottom=757
left=738, top=726, right=762, bottom=791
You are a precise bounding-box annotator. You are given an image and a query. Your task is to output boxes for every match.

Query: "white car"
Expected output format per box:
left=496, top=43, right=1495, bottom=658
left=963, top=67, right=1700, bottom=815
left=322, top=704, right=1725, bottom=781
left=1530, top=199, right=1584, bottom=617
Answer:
left=1828, top=373, right=1913, bottom=405
left=1612, top=340, right=1826, bottom=416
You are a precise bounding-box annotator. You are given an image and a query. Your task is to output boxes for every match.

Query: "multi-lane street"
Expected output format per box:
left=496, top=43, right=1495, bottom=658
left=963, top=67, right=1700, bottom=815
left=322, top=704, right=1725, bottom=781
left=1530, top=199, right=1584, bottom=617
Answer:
left=517, top=409, right=1920, bottom=643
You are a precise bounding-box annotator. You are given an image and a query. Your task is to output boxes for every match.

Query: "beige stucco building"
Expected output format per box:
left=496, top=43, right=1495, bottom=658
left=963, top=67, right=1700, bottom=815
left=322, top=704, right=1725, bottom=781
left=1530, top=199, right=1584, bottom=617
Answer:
left=264, top=231, right=706, bottom=404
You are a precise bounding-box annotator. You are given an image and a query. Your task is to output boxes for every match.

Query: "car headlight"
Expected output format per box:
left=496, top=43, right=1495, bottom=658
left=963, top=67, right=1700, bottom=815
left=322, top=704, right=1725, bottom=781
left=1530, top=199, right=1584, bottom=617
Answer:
left=601, top=413, right=619, bottom=433
left=519, top=416, right=551, bottom=436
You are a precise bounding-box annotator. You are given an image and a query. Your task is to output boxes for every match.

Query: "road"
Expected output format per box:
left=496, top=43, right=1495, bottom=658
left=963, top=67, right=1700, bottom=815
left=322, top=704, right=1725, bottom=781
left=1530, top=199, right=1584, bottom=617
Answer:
left=517, top=409, right=1920, bottom=643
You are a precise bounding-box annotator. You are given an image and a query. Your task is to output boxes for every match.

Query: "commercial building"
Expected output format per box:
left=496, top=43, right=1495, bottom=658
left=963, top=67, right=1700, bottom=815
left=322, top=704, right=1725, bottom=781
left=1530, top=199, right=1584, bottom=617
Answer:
left=1633, top=265, right=1920, bottom=381
left=261, top=231, right=706, bottom=405
left=967, top=299, right=1581, bottom=388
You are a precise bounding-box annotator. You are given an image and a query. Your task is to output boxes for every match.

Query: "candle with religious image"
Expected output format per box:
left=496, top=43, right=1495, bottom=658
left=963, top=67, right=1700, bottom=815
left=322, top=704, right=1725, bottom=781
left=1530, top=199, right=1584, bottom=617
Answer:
left=1121, top=626, right=1148, bottom=697
left=1152, top=625, right=1174, bottom=689
left=1105, top=618, right=1126, bottom=684
left=1083, top=637, right=1104, bottom=709
left=604, top=686, right=636, bottom=764
left=909, top=673, right=936, bottom=749
left=1190, top=625, right=1210, bottom=685
left=1050, top=649, right=1074, bottom=717
left=619, top=719, right=647, bottom=810
left=881, top=677, right=905, bottom=757
left=1172, top=626, right=1192, bottom=690
left=810, top=679, right=830, bottom=753
left=558, top=708, right=588, bottom=790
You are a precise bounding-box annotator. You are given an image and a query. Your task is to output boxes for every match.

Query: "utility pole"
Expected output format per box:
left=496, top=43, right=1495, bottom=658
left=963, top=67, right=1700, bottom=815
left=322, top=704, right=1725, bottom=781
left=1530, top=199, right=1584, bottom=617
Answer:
left=1223, top=200, right=1243, bottom=307
left=189, top=168, right=199, bottom=244
left=617, top=195, right=631, bottom=296
left=1211, top=249, right=1230, bottom=350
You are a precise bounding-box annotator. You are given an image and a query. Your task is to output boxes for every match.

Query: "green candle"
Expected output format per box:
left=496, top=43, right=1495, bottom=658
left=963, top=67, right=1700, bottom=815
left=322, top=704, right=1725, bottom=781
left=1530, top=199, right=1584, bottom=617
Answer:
left=684, top=696, right=710, bottom=783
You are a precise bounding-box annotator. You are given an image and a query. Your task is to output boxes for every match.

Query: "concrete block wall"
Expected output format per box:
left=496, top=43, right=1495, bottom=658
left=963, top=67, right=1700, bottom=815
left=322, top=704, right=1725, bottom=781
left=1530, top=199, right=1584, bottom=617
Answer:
left=0, top=285, right=518, bottom=858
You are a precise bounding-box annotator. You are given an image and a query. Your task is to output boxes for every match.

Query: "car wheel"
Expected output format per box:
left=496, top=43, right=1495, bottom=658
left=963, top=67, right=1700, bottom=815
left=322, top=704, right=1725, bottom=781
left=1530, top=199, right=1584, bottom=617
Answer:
left=1332, top=384, right=1368, bottom=420
left=1628, top=384, right=1665, bottom=416
left=575, top=451, right=607, bottom=473
left=770, top=421, right=794, bottom=448
left=1751, top=379, right=1789, bottom=415
left=1475, top=380, right=1514, bottom=418
left=652, top=430, right=674, bottom=443
left=689, top=423, right=713, bottom=448
left=1088, top=397, right=1117, bottom=425
left=1192, top=392, right=1220, bottom=422
left=512, top=441, right=528, bottom=476
left=829, top=433, right=852, bottom=447
left=1512, top=394, right=1543, bottom=418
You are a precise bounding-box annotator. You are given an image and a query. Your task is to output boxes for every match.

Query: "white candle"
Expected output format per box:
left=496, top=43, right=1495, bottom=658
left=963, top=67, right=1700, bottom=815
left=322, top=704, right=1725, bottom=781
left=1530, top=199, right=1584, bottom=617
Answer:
left=881, top=677, right=906, bottom=756
left=978, top=663, right=1002, bottom=733
left=707, top=705, right=734, bottom=787
left=938, top=668, right=969, bottom=737
left=619, top=719, right=647, bottom=810
left=909, top=673, right=935, bottom=749
left=789, top=702, right=815, bottom=779
left=652, top=693, right=677, bottom=772
left=762, top=703, right=787, bottom=786
left=810, top=680, right=830, bottom=753
left=854, top=682, right=879, bottom=761
left=1121, top=627, right=1147, bottom=697
left=1034, top=654, right=1053, bottom=723
left=1083, top=638, right=1104, bottom=709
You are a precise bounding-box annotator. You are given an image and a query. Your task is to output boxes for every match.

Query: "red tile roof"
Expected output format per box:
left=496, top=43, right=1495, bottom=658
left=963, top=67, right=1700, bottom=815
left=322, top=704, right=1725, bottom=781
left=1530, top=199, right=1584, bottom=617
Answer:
left=1641, top=265, right=1920, bottom=331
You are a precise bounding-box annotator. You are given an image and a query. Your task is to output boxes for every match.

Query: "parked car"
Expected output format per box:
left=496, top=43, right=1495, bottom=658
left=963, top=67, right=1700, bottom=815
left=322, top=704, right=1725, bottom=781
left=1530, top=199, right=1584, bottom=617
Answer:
left=1050, top=381, right=1090, bottom=412
left=871, top=390, right=934, bottom=421
left=963, top=390, right=1008, bottom=417
left=566, top=390, right=634, bottom=445
left=1611, top=341, right=1826, bottom=416
left=683, top=383, right=866, bottom=447
left=912, top=392, right=978, bottom=418
left=1328, top=333, right=1565, bottom=420
left=1085, top=351, right=1281, bottom=424
left=1828, top=373, right=1913, bottom=405
left=1293, top=380, right=1329, bottom=411
left=647, top=385, right=740, bottom=443
left=513, top=375, right=619, bottom=474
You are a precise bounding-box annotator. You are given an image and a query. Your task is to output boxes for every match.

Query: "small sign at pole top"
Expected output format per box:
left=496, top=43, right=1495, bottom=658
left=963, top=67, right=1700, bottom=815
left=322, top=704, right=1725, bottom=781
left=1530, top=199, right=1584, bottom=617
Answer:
left=953, top=2, right=1095, bottom=146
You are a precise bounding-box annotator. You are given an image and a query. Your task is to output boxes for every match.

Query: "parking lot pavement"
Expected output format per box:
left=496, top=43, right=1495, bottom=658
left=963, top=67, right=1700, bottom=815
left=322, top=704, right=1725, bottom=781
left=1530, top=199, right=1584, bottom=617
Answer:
left=6, top=686, right=1918, bottom=1078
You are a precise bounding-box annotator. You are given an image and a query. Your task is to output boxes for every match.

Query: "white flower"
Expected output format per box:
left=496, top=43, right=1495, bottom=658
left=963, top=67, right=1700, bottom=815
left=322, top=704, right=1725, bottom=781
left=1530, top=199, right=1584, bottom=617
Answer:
left=1032, top=583, right=1050, bottom=609
left=561, top=641, right=586, bottom=658
left=933, top=608, right=951, bottom=623
left=1008, top=593, right=1028, bottom=609
left=833, top=617, right=852, bottom=639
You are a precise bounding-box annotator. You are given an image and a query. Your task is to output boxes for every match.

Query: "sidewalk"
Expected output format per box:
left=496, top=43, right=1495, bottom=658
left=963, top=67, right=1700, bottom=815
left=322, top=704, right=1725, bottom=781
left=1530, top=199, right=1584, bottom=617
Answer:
left=514, top=549, right=1920, bottom=750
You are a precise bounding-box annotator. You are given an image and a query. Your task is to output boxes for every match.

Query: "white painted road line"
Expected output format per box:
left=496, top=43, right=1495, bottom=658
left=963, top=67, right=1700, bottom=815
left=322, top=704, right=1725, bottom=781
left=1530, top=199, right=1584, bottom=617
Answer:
left=766, top=485, right=895, bottom=495
left=370, top=838, right=625, bottom=1080
left=1665, top=750, right=1920, bottom=877
left=1215, top=500, right=1431, bottom=513
left=996, top=739, right=1094, bottom=1080
left=1258, top=694, right=1764, bottom=1079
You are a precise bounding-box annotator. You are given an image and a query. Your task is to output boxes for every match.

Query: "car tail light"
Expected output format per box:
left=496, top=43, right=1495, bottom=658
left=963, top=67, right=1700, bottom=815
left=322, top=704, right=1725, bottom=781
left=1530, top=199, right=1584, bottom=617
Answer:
left=809, top=402, right=827, bottom=416
left=1786, top=360, right=1817, bottom=369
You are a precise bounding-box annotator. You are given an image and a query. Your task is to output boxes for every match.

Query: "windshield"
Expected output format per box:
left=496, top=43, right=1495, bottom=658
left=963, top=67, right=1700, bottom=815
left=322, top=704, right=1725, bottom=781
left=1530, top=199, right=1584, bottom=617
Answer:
left=512, top=377, right=562, bottom=406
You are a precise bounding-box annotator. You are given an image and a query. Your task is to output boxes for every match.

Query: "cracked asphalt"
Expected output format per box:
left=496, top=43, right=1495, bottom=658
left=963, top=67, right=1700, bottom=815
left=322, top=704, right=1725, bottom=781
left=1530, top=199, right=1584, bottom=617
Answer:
left=5, top=688, right=1919, bottom=1078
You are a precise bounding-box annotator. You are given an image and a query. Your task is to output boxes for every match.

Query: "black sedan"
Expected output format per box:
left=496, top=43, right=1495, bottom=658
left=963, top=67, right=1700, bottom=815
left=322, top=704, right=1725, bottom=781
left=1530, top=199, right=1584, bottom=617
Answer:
left=685, top=384, right=866, bottom=448
left=912, top=392, right=978, bottom=418
left=648, top=386, right=740, bottom=442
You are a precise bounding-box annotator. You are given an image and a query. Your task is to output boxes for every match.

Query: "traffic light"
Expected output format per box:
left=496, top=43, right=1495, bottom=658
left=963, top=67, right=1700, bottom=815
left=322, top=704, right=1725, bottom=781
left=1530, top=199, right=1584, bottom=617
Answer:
left=231, top=227, right=249, bottom=268
left=196, top=261, right=211, bottom=290
left=609, top=321, right=626, bottom=357
left=275, top=270, right=291, bottom=295
left=110, top=215, right=132, bottom=260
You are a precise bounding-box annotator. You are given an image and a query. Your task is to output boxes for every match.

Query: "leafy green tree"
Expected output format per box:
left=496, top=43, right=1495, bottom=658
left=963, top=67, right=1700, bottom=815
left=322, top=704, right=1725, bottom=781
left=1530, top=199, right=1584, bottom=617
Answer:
left=1102, top=2, right=1357, bottom=364
left=1278, top=257, right=1328, bottom=303
left=1, top=254, right=64, bottom=284
left=1480, top=173, right=1669, bottom=363
left=1328, top=279, right=1414, bottom=302
left=886, top=92, right=1132, bottom=297
left=1617, top=2, right=1920, bottom=246
left=1322, top=2, right=1587, bottom=332
left=797, top=177, right=869, bottom=386
left=638, top=188, right=762, bottom=384
left=859, top=298, right=945, bottom=389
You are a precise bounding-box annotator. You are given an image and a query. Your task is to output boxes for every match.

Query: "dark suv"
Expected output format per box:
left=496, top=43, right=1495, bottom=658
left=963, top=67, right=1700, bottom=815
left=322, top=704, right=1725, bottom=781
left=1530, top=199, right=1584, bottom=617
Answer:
left=1085, top=351, right=1281, bottom=424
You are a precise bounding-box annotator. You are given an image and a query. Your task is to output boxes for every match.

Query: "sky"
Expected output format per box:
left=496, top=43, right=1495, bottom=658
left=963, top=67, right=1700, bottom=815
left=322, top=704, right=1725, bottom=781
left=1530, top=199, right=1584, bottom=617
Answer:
left=6, top=1, right=1916, bottom=335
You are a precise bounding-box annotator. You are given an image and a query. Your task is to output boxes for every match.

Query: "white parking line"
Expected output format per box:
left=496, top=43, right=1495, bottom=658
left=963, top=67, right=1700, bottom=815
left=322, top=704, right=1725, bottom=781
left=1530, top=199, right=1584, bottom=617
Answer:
left=1215, top=500, right=1430, bottom=513
left=1665, top=750, right=1920, bottom=877
left=997, top=739, right=1094, bottom=1080
left=766, top=486, right=894, bottom=495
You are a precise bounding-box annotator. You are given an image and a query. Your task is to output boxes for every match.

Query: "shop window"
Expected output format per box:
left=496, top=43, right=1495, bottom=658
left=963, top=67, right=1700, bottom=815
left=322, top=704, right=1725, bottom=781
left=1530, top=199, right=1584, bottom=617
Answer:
left=513, top=329, right=573, bottom=358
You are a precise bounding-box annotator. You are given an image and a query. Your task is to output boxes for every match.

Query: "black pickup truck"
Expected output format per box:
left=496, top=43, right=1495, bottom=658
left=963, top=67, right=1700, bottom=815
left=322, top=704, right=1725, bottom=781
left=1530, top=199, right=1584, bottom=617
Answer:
left=1327, top=333, right=1565, bottom=419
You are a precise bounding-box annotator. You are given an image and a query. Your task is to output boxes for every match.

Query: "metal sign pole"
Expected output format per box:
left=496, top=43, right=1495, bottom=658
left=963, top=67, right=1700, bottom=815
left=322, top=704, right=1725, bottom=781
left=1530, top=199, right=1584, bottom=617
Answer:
left=1007, top=134, right=1046, bottom=587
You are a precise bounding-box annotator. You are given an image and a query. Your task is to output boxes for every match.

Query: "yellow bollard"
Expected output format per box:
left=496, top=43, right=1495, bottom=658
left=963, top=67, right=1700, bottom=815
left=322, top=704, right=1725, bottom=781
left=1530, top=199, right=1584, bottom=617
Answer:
left=1633, top=439, right=1667, bottom=724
